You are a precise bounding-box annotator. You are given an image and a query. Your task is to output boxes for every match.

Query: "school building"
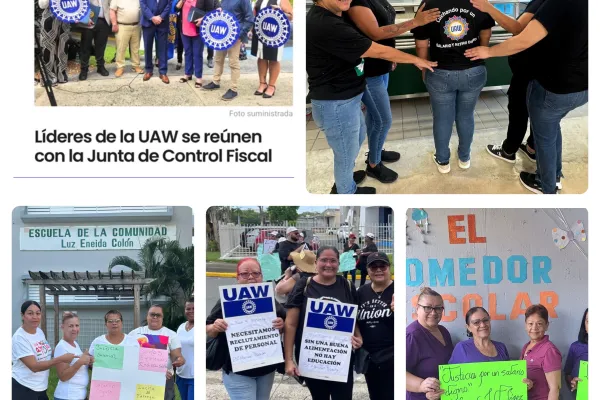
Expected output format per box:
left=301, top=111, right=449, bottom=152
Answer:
left=12, top=206, right=194, bottom=348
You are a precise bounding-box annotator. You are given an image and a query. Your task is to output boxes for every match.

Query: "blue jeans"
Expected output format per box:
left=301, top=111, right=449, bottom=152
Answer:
left=526, top=80, right=588, bottom=193
left=311, top=93, right=366, bottom=194
left=222, top=370, right=275, bottom=400
left=425, top=66, right=487, bottom=163
left=363, top=74, right=392, bottom=165
left=182, top=34, right=204, bottom=79
left=176, top=377, right=194, bottom=400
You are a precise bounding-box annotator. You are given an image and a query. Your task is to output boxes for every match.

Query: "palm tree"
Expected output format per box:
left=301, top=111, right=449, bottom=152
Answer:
left=108, top=238, right=194, bottom=330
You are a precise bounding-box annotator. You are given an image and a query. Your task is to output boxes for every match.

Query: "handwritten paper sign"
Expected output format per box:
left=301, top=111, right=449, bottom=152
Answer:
left=90, top=380, right=121, bottom=400
left=298, top=298, right=357, bottom=383
left=90, top=345, right=167, bottom=400
left=263, top=239, right=277, bottom=254
left=220, top=283, right=284, bottom=372
left=138, top=348, right=168, bottom=372
left=95, top=344, right=124, bottom=369
left=135, top=384, right=165, bottom=400
left=439, top=360, right=527, bottom=400
left=576, top=360, right=588, bottom=400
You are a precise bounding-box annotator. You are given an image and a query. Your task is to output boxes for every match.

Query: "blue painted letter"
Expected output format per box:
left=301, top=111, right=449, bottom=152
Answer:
left=459, top=258, right=476, bottom=286
left=507, top=255, right=527, bottom=283
left=428, top=258, right=455, bottom=286
left=406, top=259, right=423, bottom=287
left=483, top=256, right=502, bottom=284
left=533, top=256, right=552, bottom=284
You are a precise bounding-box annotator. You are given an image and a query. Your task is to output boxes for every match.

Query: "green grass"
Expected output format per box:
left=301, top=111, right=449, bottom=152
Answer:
left=206, top=252, right=237, bottom=263
left=88, top=45, right=145, bottom=67
left=46, top=367, right=180, bottom=400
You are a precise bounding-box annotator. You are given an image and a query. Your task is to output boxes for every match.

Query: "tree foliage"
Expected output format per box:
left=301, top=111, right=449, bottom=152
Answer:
left=267, top=206, right=299, bottom=223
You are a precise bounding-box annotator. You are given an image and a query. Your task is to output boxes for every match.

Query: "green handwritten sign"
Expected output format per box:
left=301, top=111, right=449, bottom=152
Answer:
left=576, top=360, right=588, bottom=400
left=439, top=360, right=527, bottom=400
left=94, top=344, right=124, bottom=369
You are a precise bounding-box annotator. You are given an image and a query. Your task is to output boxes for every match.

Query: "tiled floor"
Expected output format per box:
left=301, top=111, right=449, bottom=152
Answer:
left=306, top=89, right=589, bottom=152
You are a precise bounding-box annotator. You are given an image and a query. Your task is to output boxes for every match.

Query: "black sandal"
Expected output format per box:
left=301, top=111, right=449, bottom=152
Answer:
left=195, top=81, right=202, bottom=88
left=254, top=81, right=267, bottom=95
left=179, top=76, right=192, bottom=83
left=263, top=84, right=276, bottom=98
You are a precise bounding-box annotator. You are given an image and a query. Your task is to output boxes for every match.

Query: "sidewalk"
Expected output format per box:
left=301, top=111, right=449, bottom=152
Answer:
left=206, top=371, right=371, bottom=399
left=35, top=48, right=293, bottom=106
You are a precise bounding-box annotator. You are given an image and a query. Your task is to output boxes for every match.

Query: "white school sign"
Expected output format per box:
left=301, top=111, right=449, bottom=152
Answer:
left=20, top=225, right=177, bottom=250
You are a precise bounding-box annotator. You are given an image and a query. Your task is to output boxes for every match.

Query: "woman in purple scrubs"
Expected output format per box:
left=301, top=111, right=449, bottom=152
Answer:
left=406, top=287, right=453, bottom=400
left=564, top=308, right=588, bottom=394
left=448, top=307, right=511, bottom=364
left=520, top=304, right=562, bottom=400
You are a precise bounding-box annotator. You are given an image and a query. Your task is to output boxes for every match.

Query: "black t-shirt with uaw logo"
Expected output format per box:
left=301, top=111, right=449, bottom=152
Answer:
left=306, top=5, right=373, bottom=101
left=411, top=0, right=495, bottom=70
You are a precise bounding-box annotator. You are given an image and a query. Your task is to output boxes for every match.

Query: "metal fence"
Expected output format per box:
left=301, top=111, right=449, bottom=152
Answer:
left=218, top=223, right=394, bottom=260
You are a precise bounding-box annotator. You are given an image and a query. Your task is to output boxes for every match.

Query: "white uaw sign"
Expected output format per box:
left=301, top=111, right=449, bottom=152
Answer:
left=20, top=225, right=177, bottom=250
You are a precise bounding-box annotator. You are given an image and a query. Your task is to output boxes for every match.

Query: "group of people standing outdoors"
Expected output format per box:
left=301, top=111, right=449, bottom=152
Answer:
left=407, top=287, right=588, bottom=400
left=36, top=0, right=292, bottom=101
left=306, top=0, right=587, bottom=194
left=207, top=246, right=395, bottom=399
left=12, top=299, right=195, bottom=400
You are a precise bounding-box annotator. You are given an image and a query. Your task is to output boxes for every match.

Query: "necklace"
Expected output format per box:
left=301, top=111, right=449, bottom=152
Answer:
left=371, top=281, right=392, bottom=299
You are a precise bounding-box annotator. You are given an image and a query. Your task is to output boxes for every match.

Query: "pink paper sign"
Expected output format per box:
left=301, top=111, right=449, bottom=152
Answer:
left=138, top=347, right=168, bottom=372
left=90, top=380, right=121, bottom=400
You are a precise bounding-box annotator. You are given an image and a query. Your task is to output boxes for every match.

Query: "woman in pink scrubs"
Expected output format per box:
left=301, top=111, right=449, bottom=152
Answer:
left=520, top=304, right=562, bottom=400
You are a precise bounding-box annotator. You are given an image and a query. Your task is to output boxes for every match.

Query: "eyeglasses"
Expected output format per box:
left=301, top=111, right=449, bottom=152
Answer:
left=107, top=319, right=122, bottom=324
left=368, top=264, right=389, bottom=271
left=238, top=272, right=262, bottom=279
left=470, top=318, right=491, bottom=326
left=149, top=313, right=163, bottom=318
left=418, top=304, right=445, bottom=314
left=318, top=258, right=339, bottom=264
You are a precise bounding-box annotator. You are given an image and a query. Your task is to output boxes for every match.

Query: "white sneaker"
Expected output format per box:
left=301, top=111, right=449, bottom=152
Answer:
left=458, top=159, right=471, bottom=169
left=433, top=154, right=450, bottom=174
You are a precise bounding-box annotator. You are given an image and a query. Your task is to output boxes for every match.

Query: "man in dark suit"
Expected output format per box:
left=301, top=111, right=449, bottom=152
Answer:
left=79, top=0, right=112, bottom=81
left=140, top=0, right=171, bottom=83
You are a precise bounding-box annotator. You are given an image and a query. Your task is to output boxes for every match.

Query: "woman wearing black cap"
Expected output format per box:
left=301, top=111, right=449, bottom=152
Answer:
left=357, top=252, right=394, bottom=399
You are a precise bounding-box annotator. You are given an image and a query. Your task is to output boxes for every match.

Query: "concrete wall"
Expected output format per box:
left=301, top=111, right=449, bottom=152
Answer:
left=406, top=209, right=588, bottom=399
left=12, top=206, right=194, bottom=334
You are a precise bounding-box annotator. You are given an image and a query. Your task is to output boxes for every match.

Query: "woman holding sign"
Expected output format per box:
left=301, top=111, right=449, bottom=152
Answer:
left=12, top=301, right=77, bottom=400
left=53, top=312, right=94, bottom=400
left=250, top=0, right=293, bottom=98
left=206, top=258, right=286, bottom=399
left=564, top=308, right=588, bottom=394
left=89, top=310, right=140, bottom=359
left=284, top=246, right=363, bottom=399
left=406, top=287, right=453, bottom=400
left=520, top=304, right=562, bottom=400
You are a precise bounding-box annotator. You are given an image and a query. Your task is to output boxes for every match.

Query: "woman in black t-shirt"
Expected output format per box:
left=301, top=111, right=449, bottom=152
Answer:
left=284, top=246, right=362, bottom=399
left=466, top=0, right=588, bottom=194
left=342, top=234, right=360, bottom=285
left=346, top=3, right=440, bottom=185
left=306, top=0, right=437, bottom=195
left=357, top=252, right=394, bottom=400
left=206, top=258, right=286, bottom=399
left=412, top=0, right=495, bottom=174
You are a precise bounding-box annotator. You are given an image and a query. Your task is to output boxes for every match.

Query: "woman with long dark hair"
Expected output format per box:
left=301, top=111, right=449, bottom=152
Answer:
left=564, top=308, right=588, bottom=394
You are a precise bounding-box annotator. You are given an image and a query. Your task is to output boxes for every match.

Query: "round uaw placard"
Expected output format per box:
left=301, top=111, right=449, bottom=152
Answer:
left=254, top=7, right=290, bottom=48
left=200, top=10, right=241, bottom=50
left=50, top=0, right=89, bottom=23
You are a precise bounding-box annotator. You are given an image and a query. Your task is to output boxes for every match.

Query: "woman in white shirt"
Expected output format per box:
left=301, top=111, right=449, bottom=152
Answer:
left=176, top=298, right=195, bottom=400
left=53, top=312, right=93, bottom=400
left=12, top=301, right=77, bottom=400
left=89, top=310, right=140, bottom=358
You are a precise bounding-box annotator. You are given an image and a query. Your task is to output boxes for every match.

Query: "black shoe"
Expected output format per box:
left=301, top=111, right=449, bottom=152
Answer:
left=520, top=171, right=561, bottom=194
left=221, top=89, right=238, bottom=101
left=79, top=69, right=88, bottom=81
left=330, top=171, right=367, bottom=193
left=365, top=150, right=401, bottom=164
left=97, top=66, right=109, bottom=76
left=486, top=144, right=516, bottom=163
left=366, top=162, right=398, bottom=183
left=203, top=81, right=220, bottom=91
left=330, top=185, right=376, bottom=194
left=207, top=58, right=214, bottom=68
left=519, top=143, right=536, bottom=162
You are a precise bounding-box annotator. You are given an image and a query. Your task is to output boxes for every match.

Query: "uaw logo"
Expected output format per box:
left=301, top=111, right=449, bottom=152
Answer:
left=200, top=10, right=241, bottom=50
left=444, top=15, right=469, bottom=41
left=307, top=300, right=356, bottom=334
left=50, top=0, right=89, bottom=23
left=254, top=7, right=291, bottom=48
left=221, top=284, right=274, bottom=318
